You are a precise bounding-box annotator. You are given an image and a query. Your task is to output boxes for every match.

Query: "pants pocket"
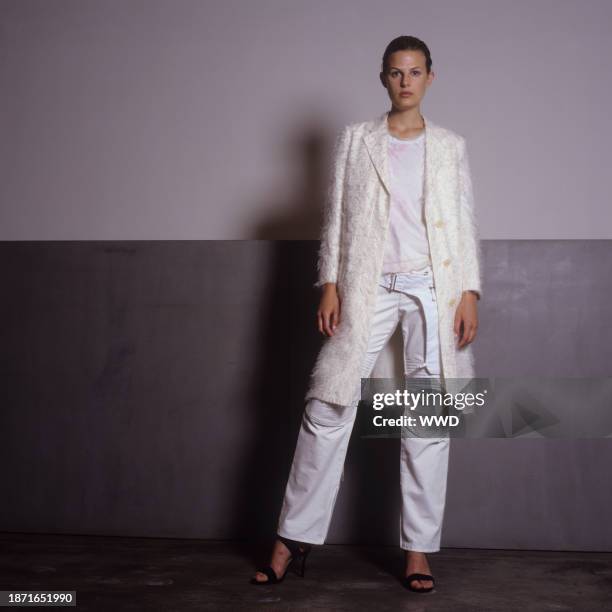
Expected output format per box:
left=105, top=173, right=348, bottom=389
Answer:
left=305, top=398, right=356, bottom=427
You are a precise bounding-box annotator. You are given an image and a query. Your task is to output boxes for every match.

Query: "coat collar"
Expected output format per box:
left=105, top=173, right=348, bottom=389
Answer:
left=362, top=110, right=441, bottom=196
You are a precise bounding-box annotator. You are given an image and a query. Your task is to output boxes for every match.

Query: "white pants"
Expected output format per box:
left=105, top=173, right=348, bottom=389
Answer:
left=277, top=266, right=450, bottom=552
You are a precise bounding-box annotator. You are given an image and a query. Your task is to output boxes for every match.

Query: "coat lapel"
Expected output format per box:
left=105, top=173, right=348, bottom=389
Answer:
left=362, top=110, right=443, bottom=199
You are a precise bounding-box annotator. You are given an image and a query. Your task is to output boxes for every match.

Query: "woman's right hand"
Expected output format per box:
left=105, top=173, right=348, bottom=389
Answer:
left=317, top=283, right=341, bottom=337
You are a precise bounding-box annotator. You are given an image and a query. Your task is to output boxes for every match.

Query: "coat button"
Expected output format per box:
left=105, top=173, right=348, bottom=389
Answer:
left=448, top=298, right=456, bottom=307
left=434, top=220, right=444, bottom=228
left=443, top=258, right=451, bottom=266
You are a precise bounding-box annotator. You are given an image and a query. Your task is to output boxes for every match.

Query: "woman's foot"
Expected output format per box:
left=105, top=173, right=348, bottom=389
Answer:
left=251, top=538, right=296, bottom=584
left=404, top=550, right=433, bottom=590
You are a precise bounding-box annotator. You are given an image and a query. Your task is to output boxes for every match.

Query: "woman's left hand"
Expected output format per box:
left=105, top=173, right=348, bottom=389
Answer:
left=454, top=291, right=479, bottom=348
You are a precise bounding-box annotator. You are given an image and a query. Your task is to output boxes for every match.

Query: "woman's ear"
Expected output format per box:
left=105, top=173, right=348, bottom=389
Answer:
left=379, top=72, right=387, bottom=88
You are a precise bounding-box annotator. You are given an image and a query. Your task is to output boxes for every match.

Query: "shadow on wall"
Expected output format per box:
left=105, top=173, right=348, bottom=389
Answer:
left=232, top=117, right=403, bottom=553
left=230, top=118, right=333, bottom=549
left=250, top=119, right=330, bottom=240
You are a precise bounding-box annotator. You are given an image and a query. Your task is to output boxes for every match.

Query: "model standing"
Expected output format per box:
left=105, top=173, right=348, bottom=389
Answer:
left=251, top=35, right=482, bottom=593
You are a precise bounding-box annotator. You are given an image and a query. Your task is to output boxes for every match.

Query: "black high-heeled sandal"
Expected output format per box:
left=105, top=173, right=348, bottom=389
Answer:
left=403, top=572, right=435, bottom=593
left=250, top=534, right=312, bottom=585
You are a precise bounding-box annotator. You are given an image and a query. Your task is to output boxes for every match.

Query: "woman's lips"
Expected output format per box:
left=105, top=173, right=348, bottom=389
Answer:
left=400, top=92, right=413, bottom=97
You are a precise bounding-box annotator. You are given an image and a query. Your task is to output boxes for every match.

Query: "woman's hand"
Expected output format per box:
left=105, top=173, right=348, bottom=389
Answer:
left=454, top=291, right=479, bottom=348
left=318, top=283, right=341, bottom=337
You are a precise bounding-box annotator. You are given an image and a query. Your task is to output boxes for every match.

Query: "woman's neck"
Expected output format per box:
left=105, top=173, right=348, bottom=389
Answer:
left=387, top=108, right=425, bottom=139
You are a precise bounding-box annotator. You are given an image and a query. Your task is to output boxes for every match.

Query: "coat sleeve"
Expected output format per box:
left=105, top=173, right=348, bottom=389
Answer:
left=457, top=136, right=483, bottom=300
left=313, top=125, right=351, bottom=288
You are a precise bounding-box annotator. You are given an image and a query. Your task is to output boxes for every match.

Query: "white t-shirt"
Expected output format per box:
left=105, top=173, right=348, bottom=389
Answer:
left=381, top=132, right=431, bottom=274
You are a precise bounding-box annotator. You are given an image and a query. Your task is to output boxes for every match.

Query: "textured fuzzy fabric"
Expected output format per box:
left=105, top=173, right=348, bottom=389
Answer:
left=306, top=110, right=483, bottom=407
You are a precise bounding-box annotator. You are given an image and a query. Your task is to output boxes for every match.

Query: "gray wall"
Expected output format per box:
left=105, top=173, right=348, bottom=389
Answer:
left=2, top=240, right=611, bottom=551
left=1, top=0, right=611, bottom=551
left=1, top=0, right=611, bottom=239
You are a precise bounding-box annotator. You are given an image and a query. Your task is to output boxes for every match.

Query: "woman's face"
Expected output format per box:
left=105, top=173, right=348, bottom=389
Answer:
left=380, top=50, right=434, bottom=111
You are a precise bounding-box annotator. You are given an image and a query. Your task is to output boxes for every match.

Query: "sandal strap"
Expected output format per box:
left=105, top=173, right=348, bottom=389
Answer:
left=277, top=534, right=310, bottom=558
left=256, top=566, right=279, bottom=584
left=405, top=573, right=435, bottom=582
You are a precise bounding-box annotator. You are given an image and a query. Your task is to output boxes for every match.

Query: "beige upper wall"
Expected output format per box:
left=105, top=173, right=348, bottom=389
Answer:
left=1, top=0, right=610, bottom=239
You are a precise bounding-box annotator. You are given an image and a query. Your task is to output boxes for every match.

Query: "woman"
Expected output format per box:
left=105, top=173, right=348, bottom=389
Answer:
left=251, top=35, right=482, bottom=593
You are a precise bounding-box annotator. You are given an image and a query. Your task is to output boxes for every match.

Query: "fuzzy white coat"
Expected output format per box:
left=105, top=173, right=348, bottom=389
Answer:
left=305, top=110, right=483, bottom=407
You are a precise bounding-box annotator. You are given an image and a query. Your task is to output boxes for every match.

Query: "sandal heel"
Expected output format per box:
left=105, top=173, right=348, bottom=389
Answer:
left=250, top=534, right=313, bottom=585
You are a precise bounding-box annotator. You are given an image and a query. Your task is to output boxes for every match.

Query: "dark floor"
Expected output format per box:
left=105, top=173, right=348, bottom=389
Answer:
left=2, top=533, right=612, bottom=611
